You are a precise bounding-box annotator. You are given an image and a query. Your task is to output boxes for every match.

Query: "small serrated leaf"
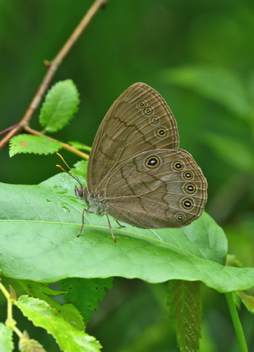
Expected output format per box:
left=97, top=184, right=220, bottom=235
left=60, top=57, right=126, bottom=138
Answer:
left=60, top=278, right=113, bottom=324
left=18, top=281, right=85, bottom=331
left=9, top=135, right=62, bottom=157
left=0, top=323, right=14, bottom=352
left=16, top=295, right=101, bottom=352
left=39, top=80, right=80, bottom=133
left=167, top=280, right=202, bottom=352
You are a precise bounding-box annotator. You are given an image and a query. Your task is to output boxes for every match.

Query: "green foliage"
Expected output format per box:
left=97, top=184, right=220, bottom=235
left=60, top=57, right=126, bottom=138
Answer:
left=19, top=281, right=85, bottom=330
left=1, top=175, right=254, bottom=295
left=1, top=1, right=254, bottom=351
left=163, top=66, right=251, bottom=120
left=0, top=323, right=13, bottom=351
left=9, top=80, right=79, bottom=157
left=9, top=135, right=62, bottom=157
left=16, top=295, right=101, bottom=352
left=39, top=80, right=80, bottom=133
left=167, top=280, right=202, bottom=352
left=238, top=291, right=254, bottom=314
left=72, top=160, right=88, bottom=178
left=204, top=133, right=254, bottom=172
left=60, top=278, right=113, bottom=324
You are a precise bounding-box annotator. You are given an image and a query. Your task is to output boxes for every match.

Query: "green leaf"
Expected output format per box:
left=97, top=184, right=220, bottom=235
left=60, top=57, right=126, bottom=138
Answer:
left=60, top=278, right=113, bottom=324
left=167, top=280, right=202, bottom=352
left=237, top=291, right=254, bottom=314
left=0, top=323, right=13, bottom=352
left=39, top=80, right=80, bottom=133
left=73, top=160, right=88, bottom=178
left=162, top=66, right=251, bottom=120
left=15, top=296, right=101, bottom=352
left=204, top=132, right=254, bottom=172
left=226, top=255, right=242, bottom=268
left=19, top=280, right=67, bottom=297
left=9, top=135, right=62, bottom=157
left=19, top=280, right=85, bottom=331
left=1, top=174, right=254, bottom=293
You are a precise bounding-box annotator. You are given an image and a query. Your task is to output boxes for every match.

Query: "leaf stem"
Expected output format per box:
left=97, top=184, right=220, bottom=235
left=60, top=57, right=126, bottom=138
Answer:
left=0, top=282, right=10, bottom=300
left=0, top=281, right=30, bottom=339
left=0, top=0, right=107, bottom=150
left=24, top=126, right=89, bottom=160
left=225, top=292, right=248, bottom=352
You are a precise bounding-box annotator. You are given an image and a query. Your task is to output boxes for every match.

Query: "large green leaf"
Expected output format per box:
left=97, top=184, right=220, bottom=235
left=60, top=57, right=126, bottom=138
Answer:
left=1, top=173, right=254, bottom=292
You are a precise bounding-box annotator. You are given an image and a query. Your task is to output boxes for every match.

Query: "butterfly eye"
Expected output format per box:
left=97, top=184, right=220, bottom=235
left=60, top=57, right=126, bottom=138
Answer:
left=173, top=161, right=184, bottom=171
left=137, top=100, right=147, bottom=109
left=183, top=171, right=193, bottom=180
left=184, top=183, right=196, bottom=194
left=181, top=198, right=194, bottom=210
left=150, top=116, right=159, bottom=124
left=175, top=213, right=186, bottom=223
left=156, top=127, right=167, bottom=137
left=144, top=107, right=153, bottom=115
left=145, top=155, right=160, bottom=169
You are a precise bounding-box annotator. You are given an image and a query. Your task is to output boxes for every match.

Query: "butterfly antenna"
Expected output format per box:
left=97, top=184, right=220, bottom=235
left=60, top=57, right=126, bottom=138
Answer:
left=56, top=153, right=83, bottom=188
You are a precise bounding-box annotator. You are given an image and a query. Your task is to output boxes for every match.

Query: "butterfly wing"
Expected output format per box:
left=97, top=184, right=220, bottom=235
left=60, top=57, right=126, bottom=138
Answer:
left=102, top=149, right=207, bottom=228
left=87, top=82, right=179, bottom=195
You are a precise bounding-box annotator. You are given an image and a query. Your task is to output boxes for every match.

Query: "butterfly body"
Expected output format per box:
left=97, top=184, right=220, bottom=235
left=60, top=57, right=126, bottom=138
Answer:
left=76, top=83, right=207, bottom=239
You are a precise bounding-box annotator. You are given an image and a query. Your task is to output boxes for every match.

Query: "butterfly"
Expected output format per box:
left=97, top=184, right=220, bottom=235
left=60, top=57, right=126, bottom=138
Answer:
left=59, top=83, right=207, bottom=242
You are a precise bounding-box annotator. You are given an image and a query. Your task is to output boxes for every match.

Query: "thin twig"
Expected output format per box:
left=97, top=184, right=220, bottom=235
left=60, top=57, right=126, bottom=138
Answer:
left=0, top=0, right=107, bottom=150
left=0, top=124, right=19, bottom=136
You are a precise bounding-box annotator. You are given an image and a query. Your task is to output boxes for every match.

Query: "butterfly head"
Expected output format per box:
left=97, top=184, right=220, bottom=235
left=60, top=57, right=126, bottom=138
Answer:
left=75, top=185, right=88, bottom=203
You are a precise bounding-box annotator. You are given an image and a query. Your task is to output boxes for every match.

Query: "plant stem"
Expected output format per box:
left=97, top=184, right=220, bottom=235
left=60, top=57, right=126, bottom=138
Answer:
left=0, top=0, right=107, bottom=150
left=0, top=282, right=10, bottom=300
left=225, top=292, right=248, bottom=352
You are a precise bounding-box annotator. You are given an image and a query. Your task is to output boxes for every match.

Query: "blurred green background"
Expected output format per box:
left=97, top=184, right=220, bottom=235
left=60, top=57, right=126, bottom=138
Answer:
left=0, top=0, right=254, bottom=351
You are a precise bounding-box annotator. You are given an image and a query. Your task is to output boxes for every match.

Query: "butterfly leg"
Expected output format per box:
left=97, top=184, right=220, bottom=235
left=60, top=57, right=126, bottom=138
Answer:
left=115, top=219, right=125, bottom=228
left=101, top=212, right=116, bottom=243
left=77, top=207, right=87, bottom=237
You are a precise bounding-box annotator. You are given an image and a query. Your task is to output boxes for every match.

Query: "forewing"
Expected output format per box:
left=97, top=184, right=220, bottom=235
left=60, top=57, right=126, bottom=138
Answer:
left=87, top=82, right=179, bottom=194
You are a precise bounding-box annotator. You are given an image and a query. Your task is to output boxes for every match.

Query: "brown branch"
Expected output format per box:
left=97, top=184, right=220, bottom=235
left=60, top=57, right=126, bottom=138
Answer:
left=0, top=0, right=107, bottom=151
left=24, top=126, right=89, bottom=160
left=0, top=124, right=19, bottom=136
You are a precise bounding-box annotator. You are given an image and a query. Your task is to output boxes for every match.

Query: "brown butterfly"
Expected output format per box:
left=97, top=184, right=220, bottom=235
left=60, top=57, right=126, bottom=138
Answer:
left=59, top=83, right=207, bottom=242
